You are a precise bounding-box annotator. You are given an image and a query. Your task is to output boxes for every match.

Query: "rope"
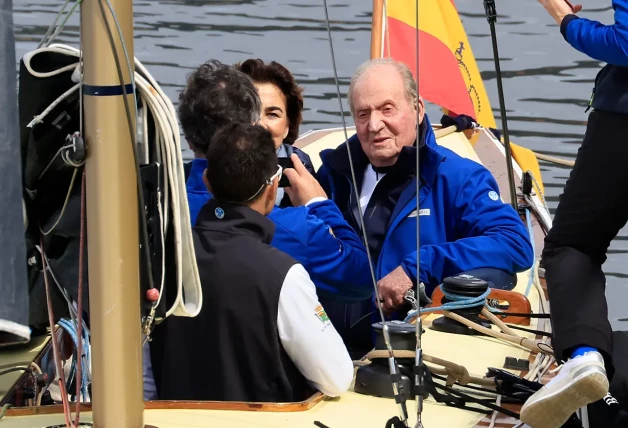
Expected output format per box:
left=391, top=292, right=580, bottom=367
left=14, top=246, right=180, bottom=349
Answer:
left=404, top=286, right=490, bottom=322
left=534, top=152, right=575, bottom=167
left=360, top=350, right=493, bottom=387
left=58, top=318, right=91, bottom=402
left=21, top=43, right=202, bottom=323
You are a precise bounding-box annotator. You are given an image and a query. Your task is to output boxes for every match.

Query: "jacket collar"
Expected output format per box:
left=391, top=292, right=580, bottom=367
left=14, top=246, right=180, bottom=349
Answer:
left=195, top=198, right=275, bottom=245
left=320, top=114, right=445, bottom=189
left=186, top=158, right=209, bottom=193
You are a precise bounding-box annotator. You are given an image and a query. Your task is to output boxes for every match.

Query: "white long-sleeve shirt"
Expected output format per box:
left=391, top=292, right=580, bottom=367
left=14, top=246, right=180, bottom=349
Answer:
left=277, top=264, right=354, bottom=397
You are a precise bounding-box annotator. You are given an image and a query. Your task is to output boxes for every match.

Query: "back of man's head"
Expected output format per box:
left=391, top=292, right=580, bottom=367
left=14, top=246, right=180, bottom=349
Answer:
left=205, top=123, right=278, bottom=206
left=178, top=59, right=262, bottom=156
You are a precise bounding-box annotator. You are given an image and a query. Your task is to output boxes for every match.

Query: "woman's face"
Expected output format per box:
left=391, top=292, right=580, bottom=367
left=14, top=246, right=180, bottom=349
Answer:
left=256, top=82, right=290, bottom=149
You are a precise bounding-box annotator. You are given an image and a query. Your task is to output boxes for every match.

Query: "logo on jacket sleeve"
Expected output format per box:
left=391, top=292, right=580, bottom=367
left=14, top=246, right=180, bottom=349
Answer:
left=215, top=207, right=225, bottom=219
left=488, top=191, right=499, bottom=201
left=408, top=208, right=430, bottom=217
left=315, top=304, right=331, bottom=329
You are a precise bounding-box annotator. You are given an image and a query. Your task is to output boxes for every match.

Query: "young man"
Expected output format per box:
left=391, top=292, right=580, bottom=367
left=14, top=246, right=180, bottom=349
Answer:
left=159, top=123, right=353, bottom=402
left=520, top=1, right=628, bottom=426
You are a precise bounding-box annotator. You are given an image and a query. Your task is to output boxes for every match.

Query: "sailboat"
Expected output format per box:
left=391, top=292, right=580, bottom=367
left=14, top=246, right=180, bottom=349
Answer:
left=0, top=0, right=583, bottom=427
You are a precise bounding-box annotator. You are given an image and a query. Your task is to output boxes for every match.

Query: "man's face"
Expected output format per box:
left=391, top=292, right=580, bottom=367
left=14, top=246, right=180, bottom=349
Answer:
left=351, top=64, right=424, bottom=167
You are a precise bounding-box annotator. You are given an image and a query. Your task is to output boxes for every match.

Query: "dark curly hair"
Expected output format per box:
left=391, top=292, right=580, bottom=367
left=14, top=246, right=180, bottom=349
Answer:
left=178, top=59, right=262, bottom=156
left=234, top=58, right=303, bottom=146
left=205, top=123, right=277, bottom=204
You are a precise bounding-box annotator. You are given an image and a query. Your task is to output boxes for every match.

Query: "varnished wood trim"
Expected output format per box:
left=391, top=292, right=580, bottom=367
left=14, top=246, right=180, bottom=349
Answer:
left=4, top=393, right=325, bottom=417
left=143, top=393, right=325, bottom=412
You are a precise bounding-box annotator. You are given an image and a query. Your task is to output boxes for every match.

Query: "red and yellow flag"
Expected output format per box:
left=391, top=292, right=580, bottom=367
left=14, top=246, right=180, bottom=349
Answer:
left=379, top=0, right=544, bottom=194
left=382, top=0, right=496, bottom=128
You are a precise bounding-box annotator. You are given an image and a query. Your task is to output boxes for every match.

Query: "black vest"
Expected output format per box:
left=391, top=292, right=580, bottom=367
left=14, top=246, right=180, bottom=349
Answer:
left=158, top=199, right=314, bottom=402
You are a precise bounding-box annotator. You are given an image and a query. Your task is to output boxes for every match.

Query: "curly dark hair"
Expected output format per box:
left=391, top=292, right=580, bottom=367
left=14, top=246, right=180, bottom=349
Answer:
left=234, top=58, right=303, bottom=146
left=205, top=123, right=277, bottom=204
left=178, top=59, right=262, bottom=156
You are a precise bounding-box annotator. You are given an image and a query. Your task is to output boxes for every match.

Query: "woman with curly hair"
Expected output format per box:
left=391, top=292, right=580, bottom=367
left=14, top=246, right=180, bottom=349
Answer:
left=235, top=58, right=316, bottom=207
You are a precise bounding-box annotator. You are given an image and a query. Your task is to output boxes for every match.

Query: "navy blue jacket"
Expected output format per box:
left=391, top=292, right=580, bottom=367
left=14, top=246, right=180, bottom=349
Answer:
left=184, top=158, right=372, bottom=302
left=317, top=115, right=534, bottom=296
left=561, top=0, right=628, bottom=113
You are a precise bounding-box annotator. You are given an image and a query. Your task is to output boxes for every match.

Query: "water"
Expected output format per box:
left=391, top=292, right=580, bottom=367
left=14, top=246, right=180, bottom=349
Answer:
left=11, top=0, right=626, bottom=327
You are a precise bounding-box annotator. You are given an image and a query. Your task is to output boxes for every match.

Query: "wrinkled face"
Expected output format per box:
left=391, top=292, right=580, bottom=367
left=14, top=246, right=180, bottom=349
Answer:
left=351, top=64, right=424, bottom=167
left=256, top=82, right=290, bottom=150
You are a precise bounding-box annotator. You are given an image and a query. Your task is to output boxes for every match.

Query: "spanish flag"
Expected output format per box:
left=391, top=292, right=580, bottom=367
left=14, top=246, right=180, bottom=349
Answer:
left=376, top=0, right=544, bottom=194
left=382, top=0, right=496, bottom=128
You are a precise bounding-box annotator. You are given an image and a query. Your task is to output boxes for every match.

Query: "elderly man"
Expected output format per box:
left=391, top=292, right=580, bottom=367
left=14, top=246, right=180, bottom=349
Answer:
left=316, top=58, right=534, bottom=353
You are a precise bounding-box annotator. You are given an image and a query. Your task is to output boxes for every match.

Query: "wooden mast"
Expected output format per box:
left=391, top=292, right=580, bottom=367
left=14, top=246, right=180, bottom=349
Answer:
left=81, top=0, right=144, bottom=426
left=370, top=0, right=384, bottom=59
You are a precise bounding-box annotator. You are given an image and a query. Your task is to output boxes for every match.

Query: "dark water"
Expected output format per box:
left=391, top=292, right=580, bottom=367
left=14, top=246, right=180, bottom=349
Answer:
left=12, top=0, right=626, bottom=327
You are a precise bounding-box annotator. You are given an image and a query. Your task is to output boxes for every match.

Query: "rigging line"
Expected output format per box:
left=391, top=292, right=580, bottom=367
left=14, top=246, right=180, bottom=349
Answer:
left=321, top=0, right=408, bottom=425
left=483, top=0, right=518, bottom=211
left=320, top=0, right=381, bottom=334
left=413, top=0, right=424, bottom=427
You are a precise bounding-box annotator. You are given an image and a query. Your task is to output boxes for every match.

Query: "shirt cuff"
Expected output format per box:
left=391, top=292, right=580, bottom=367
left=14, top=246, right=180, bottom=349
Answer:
left=560, top=14, right=579, bottom=41
left=305, top=196, right=327, bottom=206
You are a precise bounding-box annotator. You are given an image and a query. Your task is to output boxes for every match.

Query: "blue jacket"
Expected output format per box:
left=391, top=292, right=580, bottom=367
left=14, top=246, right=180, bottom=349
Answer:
left=317, top=115, right=535, bottom=296
left=561, top=0, right=628, bottom=114
left=185, top=158, right=372, bottom=302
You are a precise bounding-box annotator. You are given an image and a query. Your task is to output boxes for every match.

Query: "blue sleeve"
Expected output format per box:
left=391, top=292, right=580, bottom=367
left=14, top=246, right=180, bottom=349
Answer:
left=401, top=168, right=534, bottom=290
left=560, top=0, right=628, bottom=66
left=306, top=200, right=373, bottom=302
left=292, top=147, right=317, bottom=179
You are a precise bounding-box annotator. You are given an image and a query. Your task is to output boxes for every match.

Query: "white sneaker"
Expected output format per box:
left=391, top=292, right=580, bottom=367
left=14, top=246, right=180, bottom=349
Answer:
left=520, top=351, right=609, bottom=428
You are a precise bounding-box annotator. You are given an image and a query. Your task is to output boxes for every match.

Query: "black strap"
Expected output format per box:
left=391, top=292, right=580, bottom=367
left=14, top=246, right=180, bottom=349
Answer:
left=384, top=416, right=407, bottom=428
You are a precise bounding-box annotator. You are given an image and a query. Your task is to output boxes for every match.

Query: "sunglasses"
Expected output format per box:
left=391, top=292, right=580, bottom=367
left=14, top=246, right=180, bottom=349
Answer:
left=266, top=164, right=283, bottom=185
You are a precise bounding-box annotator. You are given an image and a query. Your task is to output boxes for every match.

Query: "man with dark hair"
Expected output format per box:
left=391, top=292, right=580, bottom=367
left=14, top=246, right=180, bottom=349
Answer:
left=179, top=59, right=262, bottom=225
left=180, top=59, right=372, bottom=302
left=159, top=122, right=353, bottom=402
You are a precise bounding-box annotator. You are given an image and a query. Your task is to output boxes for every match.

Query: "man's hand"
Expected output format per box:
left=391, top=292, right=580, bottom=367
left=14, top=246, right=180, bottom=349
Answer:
left=537, top=0, right=582, bottom=26
left=376, top=266, right=414, bottom=312
left=284, top=154, right=327, bottom=206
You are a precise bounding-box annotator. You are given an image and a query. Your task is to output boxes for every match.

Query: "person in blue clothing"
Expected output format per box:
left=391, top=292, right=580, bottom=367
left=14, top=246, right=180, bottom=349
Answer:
left=234, top=58, right=316, bottom=208
left=316, top=57, right=534, bottom=354
left=520, top=1, right=628, bottom=426
left=178, top=59, right=371, bottom=302
left=179, top=59, right=263, bottom=226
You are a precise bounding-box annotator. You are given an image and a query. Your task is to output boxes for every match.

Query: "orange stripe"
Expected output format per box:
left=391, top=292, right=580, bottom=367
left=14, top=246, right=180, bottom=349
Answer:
left=385, top=17, right=475, bottom=119
left=385, top=0, right=496, bottom=128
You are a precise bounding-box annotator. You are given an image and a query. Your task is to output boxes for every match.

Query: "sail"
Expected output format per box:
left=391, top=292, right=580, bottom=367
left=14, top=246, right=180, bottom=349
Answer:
left=375, top=0, right=545, bottom=194
left=382, top=0, right=496, bottom=128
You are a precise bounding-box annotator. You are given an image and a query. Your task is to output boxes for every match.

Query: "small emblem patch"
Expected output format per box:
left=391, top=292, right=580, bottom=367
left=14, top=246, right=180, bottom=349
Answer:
left=408, top=208, right=430, bottom=218
left=488, top=191, right=499, bottom=201
left=315, top=304, right=331, bottom=325
left=215, top=207, right=225, bottom=219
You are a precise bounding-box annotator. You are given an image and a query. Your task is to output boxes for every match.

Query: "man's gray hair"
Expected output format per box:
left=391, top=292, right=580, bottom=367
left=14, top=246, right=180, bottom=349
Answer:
left=347, top=58, right=418, bottom=116
left=178, top=59, right=262, bottom=156
left=243, top=80, right=262, bottom=124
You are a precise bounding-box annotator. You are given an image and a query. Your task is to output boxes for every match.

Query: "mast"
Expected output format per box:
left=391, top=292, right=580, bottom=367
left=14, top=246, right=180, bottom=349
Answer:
left=81, top=0, right=143, bottom=426
left=370, top=0, right=384, bottom=59
left=0, top=0, right=30, bottom=347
